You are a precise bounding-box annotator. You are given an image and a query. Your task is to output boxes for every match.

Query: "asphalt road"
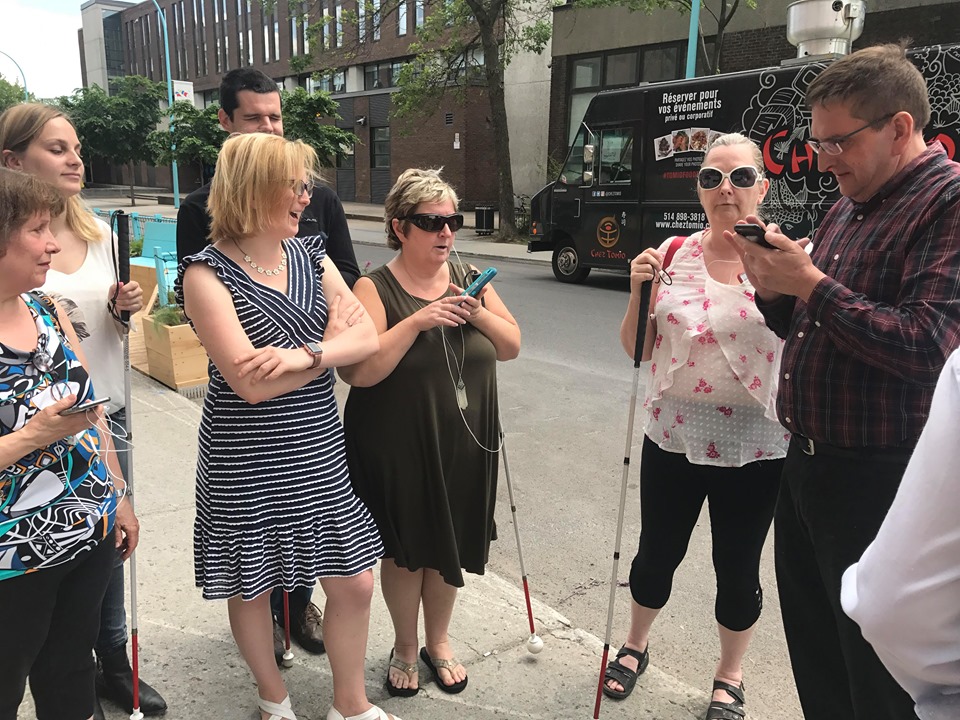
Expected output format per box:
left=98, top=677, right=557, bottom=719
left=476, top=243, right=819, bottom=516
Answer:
left=348, top=223, right=802, bottom=718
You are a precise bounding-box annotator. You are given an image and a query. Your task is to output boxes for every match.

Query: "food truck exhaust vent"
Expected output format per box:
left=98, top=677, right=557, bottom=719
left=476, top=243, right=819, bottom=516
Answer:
left=786, top=0, right=866, bottom=59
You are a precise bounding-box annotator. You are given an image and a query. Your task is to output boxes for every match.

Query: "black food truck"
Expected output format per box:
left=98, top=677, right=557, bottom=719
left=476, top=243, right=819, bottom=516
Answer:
left=528, top=43, right=960, bottom=283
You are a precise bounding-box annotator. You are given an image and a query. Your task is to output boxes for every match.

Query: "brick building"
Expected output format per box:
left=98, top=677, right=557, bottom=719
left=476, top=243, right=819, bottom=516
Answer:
left=78, top=0, right=551, bottom=204
left=547, top=0, right=960, bottom=174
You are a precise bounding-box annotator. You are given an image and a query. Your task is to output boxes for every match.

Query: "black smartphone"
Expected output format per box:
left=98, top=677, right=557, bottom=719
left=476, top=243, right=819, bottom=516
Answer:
left=61, top=397, right=111, bottom=415
left=734, top=223, right=775, bottom=249
left=461, top=267, right=498, bottom=298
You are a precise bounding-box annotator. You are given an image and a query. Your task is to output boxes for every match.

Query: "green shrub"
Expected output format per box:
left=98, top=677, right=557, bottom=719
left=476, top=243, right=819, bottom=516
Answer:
left=152, top=305, right=186, bottom=326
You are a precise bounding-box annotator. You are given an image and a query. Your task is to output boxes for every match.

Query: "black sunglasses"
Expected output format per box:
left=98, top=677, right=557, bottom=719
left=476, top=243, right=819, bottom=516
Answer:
left=402, top=213, right=464, bottom=233
left=697, top=165, right=760, bottom=190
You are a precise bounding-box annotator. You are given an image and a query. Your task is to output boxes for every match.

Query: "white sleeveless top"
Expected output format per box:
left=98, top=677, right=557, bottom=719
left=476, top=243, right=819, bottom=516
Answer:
left=643, top=232, right=790, bottom=467
left=41, top=218, right=125, bottom=415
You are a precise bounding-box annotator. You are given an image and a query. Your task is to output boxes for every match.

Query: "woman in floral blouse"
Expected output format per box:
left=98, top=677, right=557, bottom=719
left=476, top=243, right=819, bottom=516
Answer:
left=605, top=133, right=788, bottom=720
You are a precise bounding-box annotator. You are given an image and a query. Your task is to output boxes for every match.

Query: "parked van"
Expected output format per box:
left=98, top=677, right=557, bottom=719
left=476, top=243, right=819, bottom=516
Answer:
left=527, top=44, right=960, bottom=283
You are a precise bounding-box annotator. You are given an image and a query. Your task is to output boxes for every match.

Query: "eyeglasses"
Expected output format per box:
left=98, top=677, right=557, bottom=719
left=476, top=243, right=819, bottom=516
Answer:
left=697, top=165, right=760, bottom=190
left=807, top=114, right=895, bottom=155
left=402, top=213, right=465, bottom=233
left=293, top=179, right=314, bottom=199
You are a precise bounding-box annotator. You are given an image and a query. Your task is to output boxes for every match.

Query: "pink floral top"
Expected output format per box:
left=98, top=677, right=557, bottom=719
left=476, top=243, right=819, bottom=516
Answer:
left=644, top=232, right=790, bottom=467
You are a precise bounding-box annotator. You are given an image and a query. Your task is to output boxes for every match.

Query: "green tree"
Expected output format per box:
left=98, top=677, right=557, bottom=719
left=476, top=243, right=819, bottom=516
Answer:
left=275, top=0, right=552, bottom=238
left=59, top=77, right=165, bottom=204
left=106, top=76, right=166, bottom=206
left=280, top=87, right=359, bottom=166
left=0, top=73, right=32, bottom=114
left=56, top=84, right=115, bottom=183
left=571, top=0, right=758, bottom=74
left=147, top=101, right=223, bottom=181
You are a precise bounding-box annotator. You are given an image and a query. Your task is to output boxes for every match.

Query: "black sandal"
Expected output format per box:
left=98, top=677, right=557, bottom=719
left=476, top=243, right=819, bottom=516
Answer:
left=601, top=644, right=649, bottom=700
left=704, top=679, right=745, bottom=720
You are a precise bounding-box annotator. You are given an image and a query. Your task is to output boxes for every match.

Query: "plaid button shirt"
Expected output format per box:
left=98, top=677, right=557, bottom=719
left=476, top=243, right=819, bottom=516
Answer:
left=758, top=143, right=960, bottom=448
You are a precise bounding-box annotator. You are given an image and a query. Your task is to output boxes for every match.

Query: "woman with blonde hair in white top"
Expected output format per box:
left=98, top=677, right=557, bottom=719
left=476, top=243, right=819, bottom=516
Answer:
left=605, top=133, right=788, bottom=720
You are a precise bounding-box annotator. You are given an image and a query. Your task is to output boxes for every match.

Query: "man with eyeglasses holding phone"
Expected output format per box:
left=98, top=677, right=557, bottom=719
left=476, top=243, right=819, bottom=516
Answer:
left=177, top=68, right=360, bottom=664
left=726, top=43, right=960, bottom=720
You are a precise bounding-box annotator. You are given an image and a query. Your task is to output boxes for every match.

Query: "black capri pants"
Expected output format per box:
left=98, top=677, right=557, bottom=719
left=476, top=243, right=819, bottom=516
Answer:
left=629, top=436, right=782, bottom=631
left=0, top=536, right=115, bottom=720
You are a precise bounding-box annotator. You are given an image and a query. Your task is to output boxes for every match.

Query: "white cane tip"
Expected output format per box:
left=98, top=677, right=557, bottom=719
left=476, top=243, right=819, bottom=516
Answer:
left=130, top=711, right=145, bottom=720
left=526, top=634, right=544, bottom=654
left=282, top=650, right=294, bottom=668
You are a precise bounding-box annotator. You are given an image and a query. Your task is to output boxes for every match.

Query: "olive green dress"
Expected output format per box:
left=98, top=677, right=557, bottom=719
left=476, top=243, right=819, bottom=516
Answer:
left=344, top=263, right=499, bottom=587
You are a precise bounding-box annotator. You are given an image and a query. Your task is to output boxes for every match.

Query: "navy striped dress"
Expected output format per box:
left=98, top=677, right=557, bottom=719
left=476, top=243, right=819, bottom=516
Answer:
left=176, top=235, right=384, bottom=601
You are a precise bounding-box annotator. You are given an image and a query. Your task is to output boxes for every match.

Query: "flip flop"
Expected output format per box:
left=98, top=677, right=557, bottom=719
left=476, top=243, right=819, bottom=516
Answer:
left=419, top=646, right=468, bottom=694
left=601, top=644, right=649, bottom=700
left=385, top=648, right=419, bottom=697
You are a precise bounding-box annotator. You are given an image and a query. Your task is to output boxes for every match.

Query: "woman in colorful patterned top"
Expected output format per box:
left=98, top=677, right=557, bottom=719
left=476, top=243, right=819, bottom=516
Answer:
left=606, top=133, right=789, bottom=720
left=0, top=101, right=165, bottom=719
left=0, top=168, right=139, bottom=719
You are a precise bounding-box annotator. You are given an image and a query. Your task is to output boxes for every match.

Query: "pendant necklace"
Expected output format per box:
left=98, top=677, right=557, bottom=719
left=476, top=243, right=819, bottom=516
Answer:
left=441, top=324, right=469, bottom=410
left=233, top=238, right=287, bottom=276
left=397, top=261, right=468, bottom=410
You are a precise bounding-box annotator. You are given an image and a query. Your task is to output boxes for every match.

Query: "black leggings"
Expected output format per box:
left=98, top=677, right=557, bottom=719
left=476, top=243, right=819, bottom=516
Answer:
left=629, top=436, right=782, bottom=631
left=0, top=537, right=115, bottom=720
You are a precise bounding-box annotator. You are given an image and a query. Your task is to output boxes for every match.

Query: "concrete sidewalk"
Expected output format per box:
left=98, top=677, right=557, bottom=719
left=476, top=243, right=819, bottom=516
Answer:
left=17, top=369, right=720, bottom=720
left=85, top=197, right=544, bottom=268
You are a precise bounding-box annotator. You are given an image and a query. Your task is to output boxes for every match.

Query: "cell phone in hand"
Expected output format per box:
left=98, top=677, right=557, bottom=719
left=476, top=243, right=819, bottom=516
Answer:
left=461, top=267, right=498, bottom=298
left=61, top=397, right=111, bottom=415
left=734, top=223, right=776, bottom=250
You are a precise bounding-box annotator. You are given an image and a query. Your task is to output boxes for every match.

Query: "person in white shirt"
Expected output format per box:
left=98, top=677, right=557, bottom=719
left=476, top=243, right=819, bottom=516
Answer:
left=841, top=347, right=960, bottom=720
left=608, top=133, right=788, bottom=720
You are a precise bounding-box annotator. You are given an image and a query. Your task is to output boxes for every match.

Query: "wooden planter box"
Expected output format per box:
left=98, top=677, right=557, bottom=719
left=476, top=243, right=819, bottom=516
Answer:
left=141, top=313, right=209, bottom=394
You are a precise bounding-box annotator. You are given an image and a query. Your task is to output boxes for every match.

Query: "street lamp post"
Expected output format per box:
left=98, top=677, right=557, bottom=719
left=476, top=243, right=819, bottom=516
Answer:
left=0, top=50, right=29, bottom=100
left=150, top=0, right=180, bottom=208
left=684, top=0, right=702, bottom=79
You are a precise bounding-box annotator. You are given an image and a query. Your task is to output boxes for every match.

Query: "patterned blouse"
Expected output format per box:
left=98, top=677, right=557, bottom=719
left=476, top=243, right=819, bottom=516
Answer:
left=644, top=232, right=790, bottom=467
left=0, top=293, right=118, bottom=580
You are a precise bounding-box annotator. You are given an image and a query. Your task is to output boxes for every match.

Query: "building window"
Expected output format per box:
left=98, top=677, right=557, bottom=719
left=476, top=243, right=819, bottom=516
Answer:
left=358, top=0, right=365, bottom=42
left=290, top=14, right=298, bottom=56
left=641, top=44, right=680, bottom=82
left=605, top=50, right=638, bottom=87
left=335, top=3, right=343, bottom=47
left=337, top=143, right=355, bottom=169
left=397, top=0, right=407, bottom=36
left=372, top=0, right=381, bottom=40
left=322, top=2, right=331, bottom=48
left=319, top=69, right=346, bottom=93
left=364, top=62, right=387, bottom=89
left=371, top=127, right=390, bottom=168
left=415, top=0, right=424, bottom=27
left=219, top=0, right=229, bottom=73
left=567, top=43, right=685, bottom=143
left=364, top=61, right=405, bottom=89
left=274, top=16, right=280, bottom=61
left=571, top=56, right=601, bottom=90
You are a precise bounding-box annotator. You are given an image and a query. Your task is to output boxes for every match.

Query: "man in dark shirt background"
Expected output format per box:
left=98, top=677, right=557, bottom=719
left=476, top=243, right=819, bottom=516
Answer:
left=729, top=43, right=960, bottom=720
left=176, top=67, right=360, bottom=661
left=176, top=69, right=360, bottom=288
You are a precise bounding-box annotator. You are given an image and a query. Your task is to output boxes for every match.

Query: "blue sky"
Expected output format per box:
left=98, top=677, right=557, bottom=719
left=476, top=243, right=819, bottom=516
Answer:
left=1, top=0, right=87, bottom=98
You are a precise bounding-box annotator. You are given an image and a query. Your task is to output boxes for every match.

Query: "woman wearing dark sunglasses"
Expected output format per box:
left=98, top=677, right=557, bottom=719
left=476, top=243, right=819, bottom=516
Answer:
left=340, top=168, right=520, bottom=698
left=610, top=133, right=789, bottom=719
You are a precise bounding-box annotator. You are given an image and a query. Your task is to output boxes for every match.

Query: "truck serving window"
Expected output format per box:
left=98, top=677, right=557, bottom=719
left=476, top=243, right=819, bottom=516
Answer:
left=599, top=128, right=633, bottom=184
